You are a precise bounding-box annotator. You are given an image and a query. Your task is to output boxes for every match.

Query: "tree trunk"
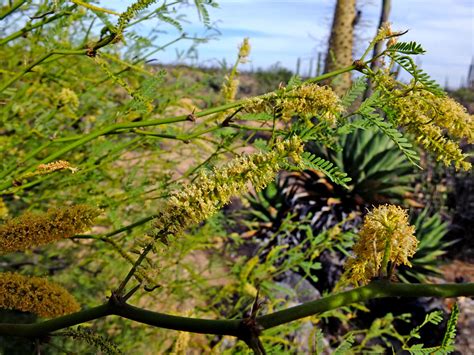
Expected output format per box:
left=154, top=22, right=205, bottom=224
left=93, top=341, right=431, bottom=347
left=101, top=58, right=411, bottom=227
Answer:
left=365, top=0, right=392, bottom=99
left=324, top=0, right=357, bottom=95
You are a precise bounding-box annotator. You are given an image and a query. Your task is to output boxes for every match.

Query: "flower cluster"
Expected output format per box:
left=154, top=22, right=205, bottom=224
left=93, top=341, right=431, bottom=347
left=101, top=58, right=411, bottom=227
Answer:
left=57, top=327, right=122, bottom=354
left=153, top=137, right=303, bottom=241
left=0, top=197, right=8, bottom=219
left=221, top=75, right=239, bottom=103
left=386, top=88, right=473, bottom=170
left=57, top=88, right=79, bottom=110
left=343, top=205, right=418, bottom=286
left=19, top=160, right=77, bottom=181
left=220, top=38, right=251, bottom=103
left=37, top=160, right=78, bottom=174
left=0, top=272, right=80, bottom=317
left=373, top=22, right=393, bottom=43
left=0, top=205, right=100, bottom=254
left=238, top=37, right=251, bottom=64
left=244, top=83, right=342, bottom=124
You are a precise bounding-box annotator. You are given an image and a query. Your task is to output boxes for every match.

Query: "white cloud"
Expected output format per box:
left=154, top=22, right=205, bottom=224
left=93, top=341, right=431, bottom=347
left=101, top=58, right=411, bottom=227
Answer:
left=103, top=0, right=473, bottom=87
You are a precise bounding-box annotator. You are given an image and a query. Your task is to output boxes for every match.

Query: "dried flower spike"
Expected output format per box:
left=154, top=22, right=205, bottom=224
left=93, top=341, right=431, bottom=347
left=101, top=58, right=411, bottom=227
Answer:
left=0, top=272, right=80, bottom=317
left=37, top=160, right=78, bottom=174
left=0, top=205, right=100, bottom=255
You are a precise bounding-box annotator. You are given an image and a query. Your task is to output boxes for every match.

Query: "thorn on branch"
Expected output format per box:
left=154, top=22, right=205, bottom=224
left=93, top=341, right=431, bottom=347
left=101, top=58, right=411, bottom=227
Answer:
left=86, top=47, right=96, bottom=57
left=186, top=108, right=197, bottom=122
left=221, top=107, right=243, bottom=127
left=144, top=284, right=160, bottom=292
left=239, top=289, right=266, bottom=355
left=29, top=10, right=55, bottom=20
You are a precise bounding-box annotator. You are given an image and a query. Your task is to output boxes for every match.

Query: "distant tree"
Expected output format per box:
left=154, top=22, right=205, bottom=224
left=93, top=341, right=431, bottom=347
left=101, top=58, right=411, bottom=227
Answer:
left=324, top=0, right=357, bottom=95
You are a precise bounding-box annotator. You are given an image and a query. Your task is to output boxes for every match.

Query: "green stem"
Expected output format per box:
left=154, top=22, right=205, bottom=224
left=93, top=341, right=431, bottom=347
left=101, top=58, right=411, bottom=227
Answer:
left=228, top=123, right=278, bottom=133
left=0, top=64, right=357, bottom=192
left=0, top=282, right=472, bottom=339
left=306, top=65, right=356, bottom=83
left=0, top=50, right=86, bottom=94
left=73, top=215, right=156, bottom=240
left=113, top=303, right=241, bottom=335
left=0, top=34, right=116, bottom=94
left=379, top=237, right=392, bottom=278
left=0, top=0, right=26, bottom=20
left=0, top=304, right=112, bottom=338
left=0, top=6, right=76, bottom=46
left=258, top=281, right=474, bottom=329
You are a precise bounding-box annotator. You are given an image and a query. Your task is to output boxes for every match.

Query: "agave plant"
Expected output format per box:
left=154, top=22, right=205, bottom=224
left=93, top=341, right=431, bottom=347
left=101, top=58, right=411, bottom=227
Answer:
left=397, top=208, right=454, bottom=283
left=307, top=127, right=416, bottom=206
left=240, top=127, right=418, bottom=291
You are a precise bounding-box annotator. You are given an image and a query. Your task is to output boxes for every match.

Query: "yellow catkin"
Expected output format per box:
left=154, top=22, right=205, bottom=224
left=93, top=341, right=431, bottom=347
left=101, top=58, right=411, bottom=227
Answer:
left=221, top=75, right=239, bottom=102
left=343, top=205, right=418, bottom=286
left=238, top=37, right=251, bottom=63
left=244, top=83, right=342, bottom=124
left=0, top=272, right=80, bottom=317
left=0, top=205, right=100, bottom=255
left=37, top=160, right=78, bottom=174
left=20, top=160, right=78, bottom=180
left=0, top=197, right=8, bottom=219
left=57, top=88, right=79, bottom=110
left=378, top=78, right=473, bottom=170
left=153, top=137, right=303, bottom=241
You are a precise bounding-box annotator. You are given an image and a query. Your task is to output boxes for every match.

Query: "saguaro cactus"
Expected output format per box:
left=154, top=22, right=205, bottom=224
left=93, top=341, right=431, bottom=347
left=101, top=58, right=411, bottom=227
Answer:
left=324, top=0, right=357, bottom=95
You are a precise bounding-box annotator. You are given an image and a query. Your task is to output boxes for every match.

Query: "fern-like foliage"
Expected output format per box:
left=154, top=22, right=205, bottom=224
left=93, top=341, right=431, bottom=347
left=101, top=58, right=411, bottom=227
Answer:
left=313, top=329, right=325, bottom=355
left=333, top=334, right=355, bottom=354
left=56, top=327, right=123, bottom=354
left=116, top=0, right=158, bottom=33
left=392, top=55, right=444, bottom=96
left=194, top=0, right=218, bottom=26
left=157, top=13, right=184, bottom=32
left=366, top=112, right=421, bottom=167
left=351, top=90, right=421, bottom=167
left=287, top=74, right=303, bottom=89
left=404, top=304, right=459, bottom=355
left=441, top=303, right=459, bottom=352
left=301, top=152, right=352, bottom=188
left=387, top=41, right=426, bottom=55
left=340, top=77, right=367, bottom=109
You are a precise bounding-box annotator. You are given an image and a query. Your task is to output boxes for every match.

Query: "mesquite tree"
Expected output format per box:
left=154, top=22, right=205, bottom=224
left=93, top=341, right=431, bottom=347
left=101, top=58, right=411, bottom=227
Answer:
left=0, top=1, right=473, bottom=353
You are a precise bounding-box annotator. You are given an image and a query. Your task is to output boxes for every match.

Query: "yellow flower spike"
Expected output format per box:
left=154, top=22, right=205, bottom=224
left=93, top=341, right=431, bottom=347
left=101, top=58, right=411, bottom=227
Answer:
left=374, top=22, right=393, bottom=42
left=221, top=75, right=239, bottom=102
left=0, top=205, right=100, bottom=255
left=238, top=37, right=251, bottom=63
left=244, top=84, right=342, bottom=125
left=384, top=86, right=472, bottom=170
left=342, top=205, right=418, bottom=286
left=57, top=88, right=79, bottom=110
left=153, top=137, right=303, bottom=239
left=0, top=272, right=80, bottom=318
left=0, top=197, right=8, bottom=219
left=37, top=160, right=78, bottom=174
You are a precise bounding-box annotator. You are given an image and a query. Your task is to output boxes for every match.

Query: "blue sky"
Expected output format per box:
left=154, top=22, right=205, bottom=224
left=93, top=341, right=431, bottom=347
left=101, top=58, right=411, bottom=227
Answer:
left=104, top=0, right=473, bottom=89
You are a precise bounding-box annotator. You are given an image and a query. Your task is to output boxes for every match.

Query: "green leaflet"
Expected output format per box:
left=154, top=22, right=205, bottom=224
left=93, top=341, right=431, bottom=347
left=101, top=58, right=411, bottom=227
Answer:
left=301, top=151, right=352, bottom=188
left=387, top=41, right=426, bottom=55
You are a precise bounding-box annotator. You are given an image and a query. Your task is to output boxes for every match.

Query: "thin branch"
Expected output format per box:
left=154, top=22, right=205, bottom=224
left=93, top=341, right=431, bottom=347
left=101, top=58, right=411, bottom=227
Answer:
left=0, top=0, right=26, bottom=20
left=0, top=6, right=77, bottom=46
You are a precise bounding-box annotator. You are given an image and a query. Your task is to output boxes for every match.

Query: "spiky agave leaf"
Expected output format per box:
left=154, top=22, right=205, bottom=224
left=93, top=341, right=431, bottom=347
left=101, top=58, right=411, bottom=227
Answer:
left=311, top=127, right=416, bottom=205
left=397, top=208, right=455, bottom=283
